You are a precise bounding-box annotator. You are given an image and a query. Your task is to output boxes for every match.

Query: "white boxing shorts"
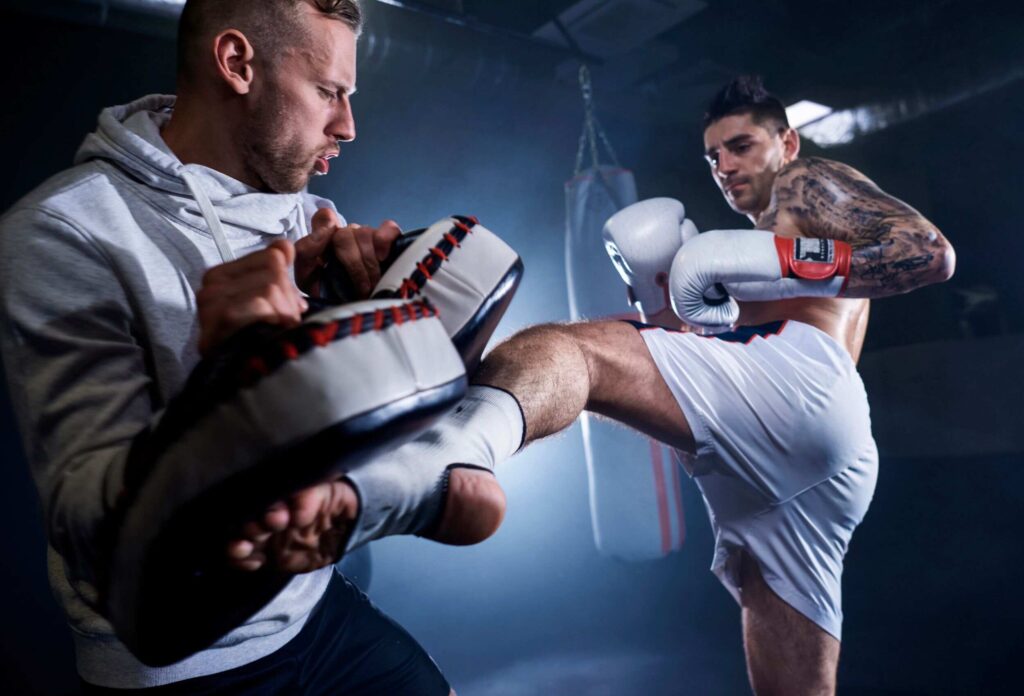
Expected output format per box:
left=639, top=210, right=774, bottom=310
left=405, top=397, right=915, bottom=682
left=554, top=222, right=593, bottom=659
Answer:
left=636, top=319, right=878, bottom=639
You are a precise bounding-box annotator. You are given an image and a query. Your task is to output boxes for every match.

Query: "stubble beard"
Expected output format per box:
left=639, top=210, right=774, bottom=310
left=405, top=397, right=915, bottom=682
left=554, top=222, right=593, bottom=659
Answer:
left=242, top=96, right=315, bottom=194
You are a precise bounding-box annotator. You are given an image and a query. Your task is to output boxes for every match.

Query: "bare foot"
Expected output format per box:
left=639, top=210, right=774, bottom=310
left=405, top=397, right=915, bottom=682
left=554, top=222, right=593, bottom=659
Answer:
left=226, top=477, right=359, bottom=573
left=228, top=468, right=505, bottom=572
left=424, top=467, right=506, bottom=546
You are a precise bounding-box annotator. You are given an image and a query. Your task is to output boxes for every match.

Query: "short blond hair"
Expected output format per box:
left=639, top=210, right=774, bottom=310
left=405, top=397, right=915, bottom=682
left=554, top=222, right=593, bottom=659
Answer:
left=177, top=0, right=363, bottom=83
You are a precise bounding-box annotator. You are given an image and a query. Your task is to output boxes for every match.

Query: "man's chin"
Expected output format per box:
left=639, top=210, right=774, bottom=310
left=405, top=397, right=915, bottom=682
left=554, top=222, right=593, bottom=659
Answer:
left=727, top=196, right=751, bottom=215
left=265, top=173, right=311, bottom=194
left=727, top=191, right=764, bottom=216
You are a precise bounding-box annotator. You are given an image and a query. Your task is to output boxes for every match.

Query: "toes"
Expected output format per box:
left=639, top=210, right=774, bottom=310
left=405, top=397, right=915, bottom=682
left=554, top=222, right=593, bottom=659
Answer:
left=226, top=539, right=267, bottom=572
left=241, top=518, right=274, bottom=541
left=263, top=502, right=290, bottom=531
left=234, top=553, right=267, bottom=572
left=228, top=480, right=360, bottom=574
left=288, top=492, right=324, bottom=529
left=275, top=529, right=330, bottom=574
left=227, top=539, right=254, bottom=560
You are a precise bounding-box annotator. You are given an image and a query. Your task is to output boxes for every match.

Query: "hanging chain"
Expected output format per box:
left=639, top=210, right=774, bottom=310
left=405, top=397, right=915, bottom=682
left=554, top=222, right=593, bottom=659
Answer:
left=574, top=64, right=621, bottom=176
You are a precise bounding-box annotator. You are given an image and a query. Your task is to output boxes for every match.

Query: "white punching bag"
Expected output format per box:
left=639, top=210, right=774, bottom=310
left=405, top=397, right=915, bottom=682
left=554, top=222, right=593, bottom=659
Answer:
left=564, top=67, right=685, bottom=561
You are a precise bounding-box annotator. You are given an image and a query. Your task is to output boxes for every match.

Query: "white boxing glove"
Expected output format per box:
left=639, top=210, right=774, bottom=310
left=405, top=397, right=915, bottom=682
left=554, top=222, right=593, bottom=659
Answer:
left=669, top=229, right=852, bottom=332
left=602, top=198, right=700, bottom=316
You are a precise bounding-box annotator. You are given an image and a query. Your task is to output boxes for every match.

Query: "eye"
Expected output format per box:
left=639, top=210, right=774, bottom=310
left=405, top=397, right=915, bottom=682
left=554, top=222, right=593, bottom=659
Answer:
left=318, top=87, right=337, bottom=102
left=734, top=143, right=750, bottom=154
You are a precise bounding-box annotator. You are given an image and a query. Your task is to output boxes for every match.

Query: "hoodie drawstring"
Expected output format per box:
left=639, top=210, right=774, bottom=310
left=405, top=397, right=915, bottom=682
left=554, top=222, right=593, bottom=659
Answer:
left=181, top=171, right=236, bottom=264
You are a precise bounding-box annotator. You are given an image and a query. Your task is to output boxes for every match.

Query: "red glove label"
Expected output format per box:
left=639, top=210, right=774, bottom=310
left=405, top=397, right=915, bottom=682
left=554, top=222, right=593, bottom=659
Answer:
left=794, top=238, right=833, bottom=264
left=775, top=236, right=852, bottom=282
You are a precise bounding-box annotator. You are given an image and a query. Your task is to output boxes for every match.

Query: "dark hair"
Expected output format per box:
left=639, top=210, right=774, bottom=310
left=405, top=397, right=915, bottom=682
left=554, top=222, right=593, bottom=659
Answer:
left=703, top=75, right=789, bottom=132
left=177, top=0, right=363, bottom=84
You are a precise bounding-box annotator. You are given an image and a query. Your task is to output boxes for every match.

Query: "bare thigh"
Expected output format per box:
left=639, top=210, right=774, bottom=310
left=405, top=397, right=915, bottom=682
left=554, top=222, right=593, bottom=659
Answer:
left=477, top=320, right=695, bottom=451
left=572, top=321, right=696, bottom=452
left=739, top=552, right=840, bottom=696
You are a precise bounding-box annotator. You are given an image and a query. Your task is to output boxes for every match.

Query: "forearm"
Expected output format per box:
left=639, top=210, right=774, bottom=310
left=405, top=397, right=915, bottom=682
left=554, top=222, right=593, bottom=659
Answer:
left=764, top=158, right=956, bottom=299
left=844, top=218, right=956, bottom=297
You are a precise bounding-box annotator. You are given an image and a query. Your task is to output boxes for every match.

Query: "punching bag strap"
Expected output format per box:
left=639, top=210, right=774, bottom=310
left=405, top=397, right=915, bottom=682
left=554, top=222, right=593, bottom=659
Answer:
left=573, top=64, right=622, bottom=177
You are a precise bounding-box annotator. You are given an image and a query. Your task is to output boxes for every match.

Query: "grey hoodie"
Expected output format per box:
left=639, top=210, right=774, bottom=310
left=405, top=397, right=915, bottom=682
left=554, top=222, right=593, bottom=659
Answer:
left=0, top=95, right=337, bottom=688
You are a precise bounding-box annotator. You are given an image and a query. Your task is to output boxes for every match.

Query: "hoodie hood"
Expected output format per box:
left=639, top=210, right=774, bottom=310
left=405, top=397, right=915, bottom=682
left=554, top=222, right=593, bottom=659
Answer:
left=74, top=94, right=313, bottom=253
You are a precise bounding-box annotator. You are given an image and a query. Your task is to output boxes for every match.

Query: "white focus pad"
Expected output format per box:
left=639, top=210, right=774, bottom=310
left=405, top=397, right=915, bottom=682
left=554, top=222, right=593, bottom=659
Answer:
left=602, top=198, right=694, bottom=316
left=108, top=297, right=468, bottom=665
left=373, top=217, right=520, bottom=342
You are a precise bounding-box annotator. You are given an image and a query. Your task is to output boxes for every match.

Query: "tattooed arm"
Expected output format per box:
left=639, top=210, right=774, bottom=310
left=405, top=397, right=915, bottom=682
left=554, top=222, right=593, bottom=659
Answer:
left=759, top=157, right=955, bottom=297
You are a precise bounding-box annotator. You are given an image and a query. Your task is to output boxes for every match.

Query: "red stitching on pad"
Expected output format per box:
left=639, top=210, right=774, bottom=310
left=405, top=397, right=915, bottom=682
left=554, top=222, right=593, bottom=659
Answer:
left=309, top=322, right=339, bottom=347
left=232, top=300, right=437, bottom=389
left=400, top=279, right=419, bottom=298
left=246, top=356, right=268, bottom=377
left=395, top=217, right=478, bottom=298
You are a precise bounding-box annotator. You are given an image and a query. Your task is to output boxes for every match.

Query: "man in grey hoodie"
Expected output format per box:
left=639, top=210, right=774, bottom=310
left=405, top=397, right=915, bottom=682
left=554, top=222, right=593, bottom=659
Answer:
left=0, top=0, right=502, bottom=692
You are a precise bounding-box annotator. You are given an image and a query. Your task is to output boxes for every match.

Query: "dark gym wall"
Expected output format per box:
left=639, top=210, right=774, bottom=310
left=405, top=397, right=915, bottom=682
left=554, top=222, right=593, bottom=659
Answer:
left=1, top=2, right=1021, bottom=694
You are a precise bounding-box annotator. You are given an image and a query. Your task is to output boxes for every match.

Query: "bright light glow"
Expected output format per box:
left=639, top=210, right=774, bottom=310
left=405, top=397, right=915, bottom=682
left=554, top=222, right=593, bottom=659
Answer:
left=799, top=110, right=858, bottom=147
left=785, top=100, right=834, bottom=129
left=110, top=0, right=185, bottom=11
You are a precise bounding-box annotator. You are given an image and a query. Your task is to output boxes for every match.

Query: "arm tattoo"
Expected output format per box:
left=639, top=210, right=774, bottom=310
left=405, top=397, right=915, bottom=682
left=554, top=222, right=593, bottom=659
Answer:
left=758, top=157, right=953, bottom=297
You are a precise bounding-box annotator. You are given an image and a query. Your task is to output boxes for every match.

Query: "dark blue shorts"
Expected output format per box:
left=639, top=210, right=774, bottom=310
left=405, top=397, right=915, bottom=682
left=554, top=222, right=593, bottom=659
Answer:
left=82, top=570, right=450, bottom=695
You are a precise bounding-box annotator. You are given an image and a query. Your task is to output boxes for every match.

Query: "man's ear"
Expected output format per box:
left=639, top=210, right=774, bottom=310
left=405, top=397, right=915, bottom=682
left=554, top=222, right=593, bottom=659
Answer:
left=781, top=126, right=800, bottom=163
left=212, top=29, right=255, bottom=95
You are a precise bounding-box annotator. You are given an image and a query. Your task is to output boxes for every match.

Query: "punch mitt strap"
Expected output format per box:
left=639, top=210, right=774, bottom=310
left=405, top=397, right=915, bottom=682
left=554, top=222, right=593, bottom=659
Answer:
left=104, top=298, right=466, bottom=667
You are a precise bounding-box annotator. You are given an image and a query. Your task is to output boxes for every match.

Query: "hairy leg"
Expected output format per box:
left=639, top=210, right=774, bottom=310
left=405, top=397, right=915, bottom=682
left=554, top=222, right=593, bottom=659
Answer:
left=474, top=321, right=695, bottom=451
left=739, top=552, right=840, bottom=696
left=228, top=320, right=690, bottom=571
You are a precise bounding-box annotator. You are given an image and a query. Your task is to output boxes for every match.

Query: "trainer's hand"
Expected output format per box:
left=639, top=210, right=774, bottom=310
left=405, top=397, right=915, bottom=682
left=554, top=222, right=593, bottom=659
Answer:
left=295, top=208, right=401, bottom=297
left=196, top=239, right=308, bottom=356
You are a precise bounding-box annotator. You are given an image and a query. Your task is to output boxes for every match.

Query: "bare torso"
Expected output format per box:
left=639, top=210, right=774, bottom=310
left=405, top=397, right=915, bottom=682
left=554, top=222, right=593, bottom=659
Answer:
left=738, top=189, right=870, bottom=362
left=736, top=296, right=868, bottom=363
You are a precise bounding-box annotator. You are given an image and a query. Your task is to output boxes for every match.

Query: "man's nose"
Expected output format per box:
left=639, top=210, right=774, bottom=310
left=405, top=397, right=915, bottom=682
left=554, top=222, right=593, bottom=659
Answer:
left=329, top=97, right=356, bottom=143
left=717, top=151, right=738, bottom=178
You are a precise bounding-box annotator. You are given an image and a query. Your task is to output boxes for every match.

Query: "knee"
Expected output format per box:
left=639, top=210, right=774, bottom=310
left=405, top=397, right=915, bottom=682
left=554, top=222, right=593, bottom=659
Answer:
left=436, top=467, right=506, bottom=545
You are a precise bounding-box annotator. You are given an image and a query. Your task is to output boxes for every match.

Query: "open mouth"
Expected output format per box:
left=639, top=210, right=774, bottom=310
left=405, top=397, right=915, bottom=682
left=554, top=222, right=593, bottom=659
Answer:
left=313, top=152, right=339, bottom=176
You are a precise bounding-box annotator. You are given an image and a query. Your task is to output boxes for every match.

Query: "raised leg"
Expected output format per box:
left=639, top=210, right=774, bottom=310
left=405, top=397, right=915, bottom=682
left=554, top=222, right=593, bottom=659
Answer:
left=228, top=320, right=693, bottom=570
left=474, top=321, right=695, bottom=451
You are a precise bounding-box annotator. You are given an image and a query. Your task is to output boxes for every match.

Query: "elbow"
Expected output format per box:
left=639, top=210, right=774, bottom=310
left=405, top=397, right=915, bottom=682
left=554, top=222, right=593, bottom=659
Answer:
left=933, top=237, right=956, bottom=284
